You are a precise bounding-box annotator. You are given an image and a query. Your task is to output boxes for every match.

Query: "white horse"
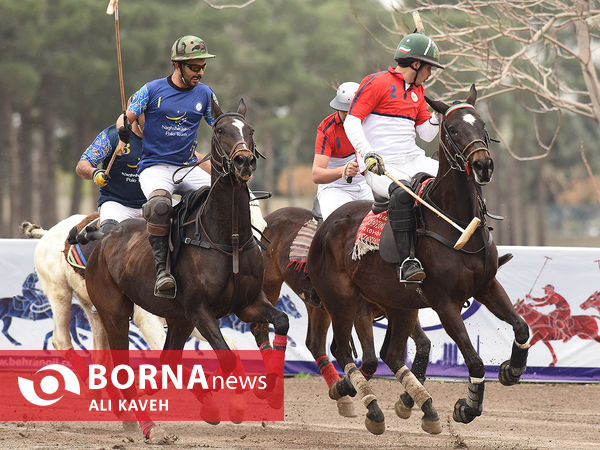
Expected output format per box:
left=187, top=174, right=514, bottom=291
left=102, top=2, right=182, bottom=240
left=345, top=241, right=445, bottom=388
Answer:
left=22, top=215, right=236, bottom=351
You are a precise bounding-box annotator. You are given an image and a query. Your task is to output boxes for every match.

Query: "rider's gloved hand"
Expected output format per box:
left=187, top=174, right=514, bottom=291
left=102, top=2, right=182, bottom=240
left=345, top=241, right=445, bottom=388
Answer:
left=118, top=122, right=132, bottom=144
left=364, top=152, right=385, bottom=175
left=93, top=168, right=110, bottom=187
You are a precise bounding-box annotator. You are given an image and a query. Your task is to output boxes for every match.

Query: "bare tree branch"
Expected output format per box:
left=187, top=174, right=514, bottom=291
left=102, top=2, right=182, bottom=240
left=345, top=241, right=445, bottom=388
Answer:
left=580, top=141, right=600, bottom=203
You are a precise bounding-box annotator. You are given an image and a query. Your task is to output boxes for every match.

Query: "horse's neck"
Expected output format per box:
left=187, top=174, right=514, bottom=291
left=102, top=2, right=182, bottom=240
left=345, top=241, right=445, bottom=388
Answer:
left=430, top=159, right=481, bottom=223
left=203, top=177, right=252, bottom=242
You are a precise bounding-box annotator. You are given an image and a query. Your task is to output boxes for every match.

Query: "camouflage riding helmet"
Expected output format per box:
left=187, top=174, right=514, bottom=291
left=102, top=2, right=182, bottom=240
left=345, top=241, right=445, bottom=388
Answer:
left=171, top=35, right=216, bottom=61
left=394, top=32, right=444, bottom=69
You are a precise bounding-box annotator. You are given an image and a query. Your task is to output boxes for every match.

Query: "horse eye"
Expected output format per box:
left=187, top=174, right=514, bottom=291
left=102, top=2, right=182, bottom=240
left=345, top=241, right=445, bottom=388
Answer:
left=216, top=127, right=224, bottom=134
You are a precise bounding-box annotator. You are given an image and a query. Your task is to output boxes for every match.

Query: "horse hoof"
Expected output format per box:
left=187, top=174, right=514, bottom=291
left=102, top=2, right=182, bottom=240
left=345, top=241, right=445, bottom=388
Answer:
left=394, top=399, right=412, bottom=419
left=329, top=382, right=342, bottom=400
left=205, top=420, right=220, bottom=426
left=336, top=396, right=357, bottom=417
left=498, top=360, right=522, bottom=386
left=365, top=417, right=386, bottom=435
left=121, top=421, right=138, bottom=433
left=452, top=398, right=479, bottom=424
left=421, top=417, right=442, bottom=434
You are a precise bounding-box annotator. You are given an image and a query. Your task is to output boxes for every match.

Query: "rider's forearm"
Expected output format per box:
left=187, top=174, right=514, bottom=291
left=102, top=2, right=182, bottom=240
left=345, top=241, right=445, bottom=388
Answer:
left=312, top=166, right=344, bottom=184
left=344, top=115, right=373, bottom=173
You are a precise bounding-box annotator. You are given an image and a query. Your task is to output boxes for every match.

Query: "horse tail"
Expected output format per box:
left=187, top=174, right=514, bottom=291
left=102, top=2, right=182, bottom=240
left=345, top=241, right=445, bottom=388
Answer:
left=20, top=221, right=47, bottom=239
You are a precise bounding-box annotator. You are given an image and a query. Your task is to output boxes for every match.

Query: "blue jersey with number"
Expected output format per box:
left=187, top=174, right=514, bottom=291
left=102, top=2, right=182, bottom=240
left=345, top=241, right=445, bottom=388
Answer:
left=128, top=76, right=217, bottom=173
left=80, top=124, right=146, bottom=208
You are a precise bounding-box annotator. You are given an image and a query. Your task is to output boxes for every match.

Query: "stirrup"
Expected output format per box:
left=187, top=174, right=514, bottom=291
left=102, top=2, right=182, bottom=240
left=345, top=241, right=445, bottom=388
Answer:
left=154, top=273, right=177, bottom=299
left=399, top=257, right=426, bottom=284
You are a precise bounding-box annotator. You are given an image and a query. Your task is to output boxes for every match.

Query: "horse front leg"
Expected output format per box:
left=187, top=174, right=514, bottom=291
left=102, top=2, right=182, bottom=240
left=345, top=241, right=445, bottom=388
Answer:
left=476, top=278, right=530, bottom=386
left=238, top=292, right=289, bottom=373
left=380, top=310, right=440, bottom=434
left=434, top=302, right=486, bottom=424
left=304, top=305, right=355, bottom=418
left=397, top=318, right=431, bottom=419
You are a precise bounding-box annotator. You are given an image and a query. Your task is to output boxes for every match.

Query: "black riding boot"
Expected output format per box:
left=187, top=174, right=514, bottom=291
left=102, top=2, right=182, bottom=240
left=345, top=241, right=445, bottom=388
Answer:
left=148, top=234, right=176, bottom=298
left=388, top=183, right=425, bottom=283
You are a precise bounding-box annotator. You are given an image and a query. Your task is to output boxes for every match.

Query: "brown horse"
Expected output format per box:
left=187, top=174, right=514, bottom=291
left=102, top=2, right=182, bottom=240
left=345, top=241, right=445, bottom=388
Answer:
left=260, top=206, right=432, bottom=419
left=307, top=85, right=530, bottom=435
left=86, top=99, right=289, bottom=441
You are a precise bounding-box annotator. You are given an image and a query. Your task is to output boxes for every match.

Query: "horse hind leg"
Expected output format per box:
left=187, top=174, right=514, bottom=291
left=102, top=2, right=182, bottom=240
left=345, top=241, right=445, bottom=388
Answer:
left=381, top=311, right=440, bottom=434
left=397, top=319, right=431, bottom=419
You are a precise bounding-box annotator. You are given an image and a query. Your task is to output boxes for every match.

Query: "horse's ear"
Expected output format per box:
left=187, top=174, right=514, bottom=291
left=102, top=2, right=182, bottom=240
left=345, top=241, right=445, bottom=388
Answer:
left=210, top=95, right=223, bottom=122
left=425, top=96, right=449, bottom=115
left=237, top=98, right=247, bottom=118
left=466, top=84, right=477, bottom=106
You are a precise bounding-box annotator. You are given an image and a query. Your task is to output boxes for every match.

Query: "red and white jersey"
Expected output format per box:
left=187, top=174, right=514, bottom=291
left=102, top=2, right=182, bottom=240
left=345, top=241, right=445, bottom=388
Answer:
left=315, top=111, right=364, bottom=187
left=348, top=67, right=431, bottom=160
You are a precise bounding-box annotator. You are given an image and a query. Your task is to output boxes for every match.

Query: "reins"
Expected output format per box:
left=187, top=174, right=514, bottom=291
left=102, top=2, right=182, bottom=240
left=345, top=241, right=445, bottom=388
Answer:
left=179, top=111, right=259, bottom=297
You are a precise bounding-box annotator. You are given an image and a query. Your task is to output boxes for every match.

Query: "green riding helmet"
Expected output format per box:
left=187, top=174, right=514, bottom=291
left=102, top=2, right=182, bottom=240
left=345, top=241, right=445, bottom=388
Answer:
left=171, top=35, right=216, bottom=61
left=394, top=32, right=443, bottom=69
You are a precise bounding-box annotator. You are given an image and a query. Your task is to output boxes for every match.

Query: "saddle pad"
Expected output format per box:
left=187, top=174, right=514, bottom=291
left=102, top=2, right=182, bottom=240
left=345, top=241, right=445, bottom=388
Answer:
left=66, top=241, right=99, bottom=269
left=288, top=218, right=318, bottom=272
left=351, top=211, right=388, bottom=261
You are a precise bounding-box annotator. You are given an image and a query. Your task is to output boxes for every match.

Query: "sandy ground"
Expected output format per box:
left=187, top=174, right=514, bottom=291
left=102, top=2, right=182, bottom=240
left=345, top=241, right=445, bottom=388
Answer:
left=1, top=377, right=598, bottom=449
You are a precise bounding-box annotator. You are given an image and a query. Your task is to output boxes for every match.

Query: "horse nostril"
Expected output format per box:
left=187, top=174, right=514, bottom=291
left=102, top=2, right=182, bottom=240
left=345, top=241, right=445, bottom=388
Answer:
left=234, top=154, right=246, bottom=166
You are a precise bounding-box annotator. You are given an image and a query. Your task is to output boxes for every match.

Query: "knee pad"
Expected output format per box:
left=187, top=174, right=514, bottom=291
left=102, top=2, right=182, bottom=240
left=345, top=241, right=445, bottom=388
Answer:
left=142, top=191, right=173, bottom=236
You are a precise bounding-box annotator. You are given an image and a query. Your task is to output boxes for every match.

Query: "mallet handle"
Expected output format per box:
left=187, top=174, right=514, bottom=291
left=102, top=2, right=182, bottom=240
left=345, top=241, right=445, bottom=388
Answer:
left=384, top=171, right=480, bottom=250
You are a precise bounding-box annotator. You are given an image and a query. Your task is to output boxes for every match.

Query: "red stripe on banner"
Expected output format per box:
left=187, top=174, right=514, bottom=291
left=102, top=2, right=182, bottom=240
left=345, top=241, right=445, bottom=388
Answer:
left=0, top=350, right=283, bottom=422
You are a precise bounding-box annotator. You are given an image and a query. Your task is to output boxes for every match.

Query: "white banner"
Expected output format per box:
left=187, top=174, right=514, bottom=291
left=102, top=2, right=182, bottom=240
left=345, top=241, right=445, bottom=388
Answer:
left=1, top=240, right=599, bottom=381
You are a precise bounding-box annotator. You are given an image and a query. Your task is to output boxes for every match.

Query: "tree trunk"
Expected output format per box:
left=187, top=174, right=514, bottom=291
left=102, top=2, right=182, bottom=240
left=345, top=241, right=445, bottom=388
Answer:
left=18, top=109, right=33, bottom=222
left=0, top=99, right=10, bottom=236
left=6, top=103, right=23, bottom=238
left=40, top=108, right=57, bottom=228
left=263, top=134, right=274, bottom=214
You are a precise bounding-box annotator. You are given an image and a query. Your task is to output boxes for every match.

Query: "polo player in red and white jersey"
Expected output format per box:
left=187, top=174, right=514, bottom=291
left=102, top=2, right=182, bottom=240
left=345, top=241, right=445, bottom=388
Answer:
left=312, top=82, right=373, bottom=221
left=344, top=32, right=443, bottom=283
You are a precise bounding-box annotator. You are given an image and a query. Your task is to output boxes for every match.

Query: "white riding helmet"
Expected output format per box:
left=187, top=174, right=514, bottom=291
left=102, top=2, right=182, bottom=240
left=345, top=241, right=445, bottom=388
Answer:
left=329, top=82, right=360, bottom=112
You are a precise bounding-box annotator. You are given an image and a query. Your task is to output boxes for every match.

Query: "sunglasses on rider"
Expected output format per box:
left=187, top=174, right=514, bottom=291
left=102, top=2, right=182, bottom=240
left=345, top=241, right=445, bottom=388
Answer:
left=181, top=62, right=207, bottom=72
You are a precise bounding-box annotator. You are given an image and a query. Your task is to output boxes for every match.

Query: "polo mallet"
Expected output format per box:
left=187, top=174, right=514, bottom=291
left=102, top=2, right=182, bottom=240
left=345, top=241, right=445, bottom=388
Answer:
left=105, top=0, right=128, bottom=177
left=384, top=171, right=480, bottom=250
left=527, top=256, right=552, bottom=297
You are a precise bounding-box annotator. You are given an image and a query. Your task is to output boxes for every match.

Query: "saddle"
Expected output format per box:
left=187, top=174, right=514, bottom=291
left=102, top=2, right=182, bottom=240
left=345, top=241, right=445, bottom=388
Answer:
left=64, top=214, right=101, bottom=275
left=169, top=187, right=211, bottom=268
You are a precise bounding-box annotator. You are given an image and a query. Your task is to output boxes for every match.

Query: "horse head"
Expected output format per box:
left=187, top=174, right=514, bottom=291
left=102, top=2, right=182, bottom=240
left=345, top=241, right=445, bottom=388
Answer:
left=426, top=84, right=494, bottom=185
left=581, top=291, right=600, bottom=311
left=209, top=97, right=257, bottom=183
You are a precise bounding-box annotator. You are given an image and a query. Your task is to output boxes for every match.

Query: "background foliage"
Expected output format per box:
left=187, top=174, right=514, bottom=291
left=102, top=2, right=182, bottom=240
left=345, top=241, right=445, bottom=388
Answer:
left=1, top=0, right=599, bottom=245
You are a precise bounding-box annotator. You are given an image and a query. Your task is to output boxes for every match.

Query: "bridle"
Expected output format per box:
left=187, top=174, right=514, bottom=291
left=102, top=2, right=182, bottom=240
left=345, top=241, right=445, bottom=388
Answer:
left=439, top=103, right=491, bottom=175
left=210, top=112, right=258, bottom=178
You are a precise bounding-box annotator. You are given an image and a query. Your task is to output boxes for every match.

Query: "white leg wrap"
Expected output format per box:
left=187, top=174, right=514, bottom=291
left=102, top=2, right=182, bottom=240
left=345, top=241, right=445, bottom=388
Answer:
left=515, top=339, right=531, bottom=349
left=395, top=365, right=431, bottom=408
left=345, top=363, right=377, bottom=408
left=469, top=376, right=485, bottom=384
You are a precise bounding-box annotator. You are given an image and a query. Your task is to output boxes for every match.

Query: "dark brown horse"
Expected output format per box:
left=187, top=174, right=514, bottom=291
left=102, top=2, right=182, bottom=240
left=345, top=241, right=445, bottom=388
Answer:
left=86, top=99, right=289, bottom=442
left=259, top=206, right=432, bottom=419
left=307, top=85, right=530, bottom=436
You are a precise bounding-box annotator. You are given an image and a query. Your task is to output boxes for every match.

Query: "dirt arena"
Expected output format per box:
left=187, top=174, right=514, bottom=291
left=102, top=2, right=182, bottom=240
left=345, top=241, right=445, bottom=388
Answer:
left=1, top=376, right=598, bottom=449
